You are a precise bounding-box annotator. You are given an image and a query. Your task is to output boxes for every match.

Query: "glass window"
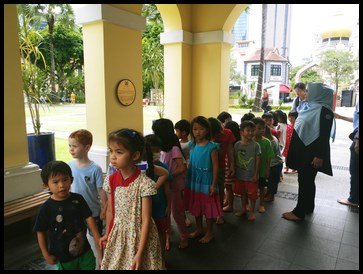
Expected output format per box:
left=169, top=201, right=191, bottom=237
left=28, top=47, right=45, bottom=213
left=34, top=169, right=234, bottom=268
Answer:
left=270, top=64, right=281, bottom=76
left=251, top=65, right=260, bottom=76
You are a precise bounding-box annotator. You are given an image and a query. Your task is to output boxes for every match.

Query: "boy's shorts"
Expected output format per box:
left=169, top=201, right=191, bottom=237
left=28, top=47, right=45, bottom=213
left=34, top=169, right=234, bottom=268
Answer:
left=234, top=179, right=258, bottom=201
left=57, top=249, right=96, bottom=270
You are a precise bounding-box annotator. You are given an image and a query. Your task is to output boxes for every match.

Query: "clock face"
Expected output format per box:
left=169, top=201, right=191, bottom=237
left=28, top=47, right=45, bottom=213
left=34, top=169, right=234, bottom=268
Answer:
left=116, top=79, right=136, bottom=106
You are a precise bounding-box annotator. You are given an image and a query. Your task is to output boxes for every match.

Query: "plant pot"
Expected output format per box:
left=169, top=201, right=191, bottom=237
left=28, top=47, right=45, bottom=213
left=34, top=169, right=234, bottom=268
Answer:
left=27, top=132, right=56, bottom=169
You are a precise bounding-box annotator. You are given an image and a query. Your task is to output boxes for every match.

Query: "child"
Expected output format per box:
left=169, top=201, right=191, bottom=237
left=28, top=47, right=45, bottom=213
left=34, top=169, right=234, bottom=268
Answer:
left=174, top=119, right=193, bottom=228
left=251, top=117, right=274, bottom=213
left=152, top=118, right=189, bottom=249
left=68, top=129, right=107, bottom=269
left=208, top=117, right=235, bottom=224
left=241, top=112, right=255, bottom=123
left=263, top=125, right=284, bottom=202
left=184, top=116, right=221, bottom=243
left=217, top=111, right=233, bottom=127
left=34, top=161, right=101, bottom=270
left=262, top=112, right=280, bottom=140
left=144, top=134, right=172, bottom=266
left=282, top=111, right=298, bottom=174
left=99, top=129, right=162, bottom=270
left=233, top=121, right=261, bottom=221
left=174, top=119, right=191, bottom=165
left=275, top=109, right=288, bottom=151
left=222, top=120, right=241, bottom=212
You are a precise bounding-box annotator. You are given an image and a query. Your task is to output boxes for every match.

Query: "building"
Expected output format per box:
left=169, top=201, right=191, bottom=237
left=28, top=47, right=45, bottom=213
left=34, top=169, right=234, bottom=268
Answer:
left=244, top=48, right=290, bottom=105
left=231, top=4, right=292, bottom=103
left=310, top=10, right=359, bottom=106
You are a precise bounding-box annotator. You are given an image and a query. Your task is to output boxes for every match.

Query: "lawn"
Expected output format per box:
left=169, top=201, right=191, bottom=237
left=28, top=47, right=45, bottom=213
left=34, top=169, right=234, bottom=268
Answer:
left=55, top=137, right=73, bottom=163
left=25, top=103, right=290, bottom=160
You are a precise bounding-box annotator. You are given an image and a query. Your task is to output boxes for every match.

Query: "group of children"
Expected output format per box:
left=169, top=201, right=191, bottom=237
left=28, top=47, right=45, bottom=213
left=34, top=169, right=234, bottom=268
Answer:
left=33, top=109, right=298, bottom=270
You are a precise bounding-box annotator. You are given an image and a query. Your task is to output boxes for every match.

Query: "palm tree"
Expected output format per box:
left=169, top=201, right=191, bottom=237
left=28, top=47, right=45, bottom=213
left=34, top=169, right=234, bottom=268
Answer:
left=17, top=7, right=48, bottom=135
left=252, top=4, right=267, bottom=112
left=19, top=4, right=75, bottom=102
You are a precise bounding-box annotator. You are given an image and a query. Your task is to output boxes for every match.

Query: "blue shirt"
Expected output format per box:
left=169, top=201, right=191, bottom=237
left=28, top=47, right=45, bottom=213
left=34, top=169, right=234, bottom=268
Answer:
left=353, top=99, right=359, bottom=130
left=68, top=161, right=103, bottom=217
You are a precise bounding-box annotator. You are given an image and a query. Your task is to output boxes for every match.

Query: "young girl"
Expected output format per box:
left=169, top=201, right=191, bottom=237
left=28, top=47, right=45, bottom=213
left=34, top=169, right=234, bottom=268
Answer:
left=99, top=129, right=162, bottom=270
left=275, top=110, right=288, bottom=151
left=282, top=111, right=298, bottom=174
left=208, top=117, right=235, bottom=224
left=144, top=134, right=171, bottom=266
left=152, top=118, right=189, bottom=249
left=184, top=116, right=222, bottom=243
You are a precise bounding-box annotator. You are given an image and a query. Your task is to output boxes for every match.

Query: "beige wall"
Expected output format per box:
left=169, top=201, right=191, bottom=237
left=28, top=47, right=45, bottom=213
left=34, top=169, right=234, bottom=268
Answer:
left=4, top=4, right=29, bottom=168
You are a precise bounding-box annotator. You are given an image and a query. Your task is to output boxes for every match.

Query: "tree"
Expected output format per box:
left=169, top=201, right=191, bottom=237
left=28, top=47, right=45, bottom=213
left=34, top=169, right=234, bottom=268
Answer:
left=142, top=4, right=164, bottom=97
left=20, top=4, right=75, bottom=102
left=319, top=49, right=358, bottom=93
left=18, top=10, right=49, bottom=135
left=289, top=64, right=324, bottom=89
left=230, top=55, right=245, bottom=86
left=39, top=24, right=83, bottom=99
left=252, top=4, right=267, bottom=112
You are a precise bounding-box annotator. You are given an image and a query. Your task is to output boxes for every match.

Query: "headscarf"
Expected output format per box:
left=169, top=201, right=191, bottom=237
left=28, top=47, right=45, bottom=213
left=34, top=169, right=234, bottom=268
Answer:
left=294, top=82, right=336, bottom=146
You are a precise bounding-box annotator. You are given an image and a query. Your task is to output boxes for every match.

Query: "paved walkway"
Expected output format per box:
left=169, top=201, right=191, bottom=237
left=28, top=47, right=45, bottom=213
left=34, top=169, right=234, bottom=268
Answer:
left=5, top=107, right=359, bottom=270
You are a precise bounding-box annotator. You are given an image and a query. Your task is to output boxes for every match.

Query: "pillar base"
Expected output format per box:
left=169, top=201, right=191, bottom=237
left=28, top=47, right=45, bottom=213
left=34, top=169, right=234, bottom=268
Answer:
left=4, top=163, right=43, bottom=203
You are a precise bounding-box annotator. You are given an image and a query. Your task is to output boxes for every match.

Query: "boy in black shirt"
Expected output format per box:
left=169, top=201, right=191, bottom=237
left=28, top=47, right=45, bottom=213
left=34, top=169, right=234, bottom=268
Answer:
left=33, top=161, right=101, bottom=270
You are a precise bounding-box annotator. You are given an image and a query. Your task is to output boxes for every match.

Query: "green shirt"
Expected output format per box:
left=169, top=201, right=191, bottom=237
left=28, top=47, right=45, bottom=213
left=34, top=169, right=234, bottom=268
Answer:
left=255, top=137, right=274, bottom=178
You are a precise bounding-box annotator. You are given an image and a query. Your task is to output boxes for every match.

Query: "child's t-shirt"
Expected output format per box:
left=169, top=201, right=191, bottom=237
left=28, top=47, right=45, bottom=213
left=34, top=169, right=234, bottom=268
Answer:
left=255, top=137, right=274, bottom=178
left=234, top=140, right=261, bottom=181
left=180, top=141, right=190, bottom=164
left=33, top=192, right=92, bottom=263
left=269, top=136, right=284, bottom=167
left=68, top=160, right=103, bottom=217
left=160, top=146, right=186, bottom=192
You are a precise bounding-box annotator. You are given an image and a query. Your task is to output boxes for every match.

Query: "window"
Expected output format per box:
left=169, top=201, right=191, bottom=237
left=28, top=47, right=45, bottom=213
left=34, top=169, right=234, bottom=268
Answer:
left=251, top=65, right=260, bottom=76
left=270, top=64, right=281, bottom=76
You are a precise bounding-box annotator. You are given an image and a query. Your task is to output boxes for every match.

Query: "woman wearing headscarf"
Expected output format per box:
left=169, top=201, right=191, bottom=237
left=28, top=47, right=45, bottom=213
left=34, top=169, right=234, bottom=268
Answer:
left=282, top=82, right=336, bottom=221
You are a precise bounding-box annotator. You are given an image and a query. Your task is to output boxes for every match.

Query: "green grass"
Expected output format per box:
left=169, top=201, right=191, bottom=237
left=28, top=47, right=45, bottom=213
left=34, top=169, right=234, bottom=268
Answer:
left=55, top=137, right=73, bottom=163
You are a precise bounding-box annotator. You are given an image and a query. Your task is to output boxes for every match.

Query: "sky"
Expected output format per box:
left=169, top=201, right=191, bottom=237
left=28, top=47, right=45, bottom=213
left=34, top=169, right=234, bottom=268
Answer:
left=71, top=4, right=359, bottom=67
left=289, top=4, right=359, bottom=66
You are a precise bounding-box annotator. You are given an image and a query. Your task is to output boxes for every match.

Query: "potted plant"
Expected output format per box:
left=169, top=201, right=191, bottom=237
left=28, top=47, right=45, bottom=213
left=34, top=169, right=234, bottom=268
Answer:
left=19, top=13, right=56, bottom=168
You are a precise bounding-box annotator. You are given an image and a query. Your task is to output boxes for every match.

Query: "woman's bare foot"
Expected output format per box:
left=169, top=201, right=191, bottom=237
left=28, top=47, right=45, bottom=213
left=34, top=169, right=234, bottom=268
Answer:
left=178, top=238, right=189, bottom=249
left=189, top=229, right=203, bottom=239
left=282, top=211, right=302, bottom=221
left=199, top=233, right=214, bottom=244
left=234, top=210, right=247, bottom=217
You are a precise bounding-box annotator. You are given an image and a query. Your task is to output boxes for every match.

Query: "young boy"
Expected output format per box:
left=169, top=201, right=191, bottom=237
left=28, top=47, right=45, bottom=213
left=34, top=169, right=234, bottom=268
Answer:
left=68, top=129, right=107, bottom=269
left=261, top=112, right=280, bottom=140
left=217, top=111, right=232, bottom=127
left=251, top=117, right=274, bottom=213
left=34, top=161, right=101, bottom=270
left=174, top=119, right=191, bottom=165
left=233, top=121, right=261, bottom=221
